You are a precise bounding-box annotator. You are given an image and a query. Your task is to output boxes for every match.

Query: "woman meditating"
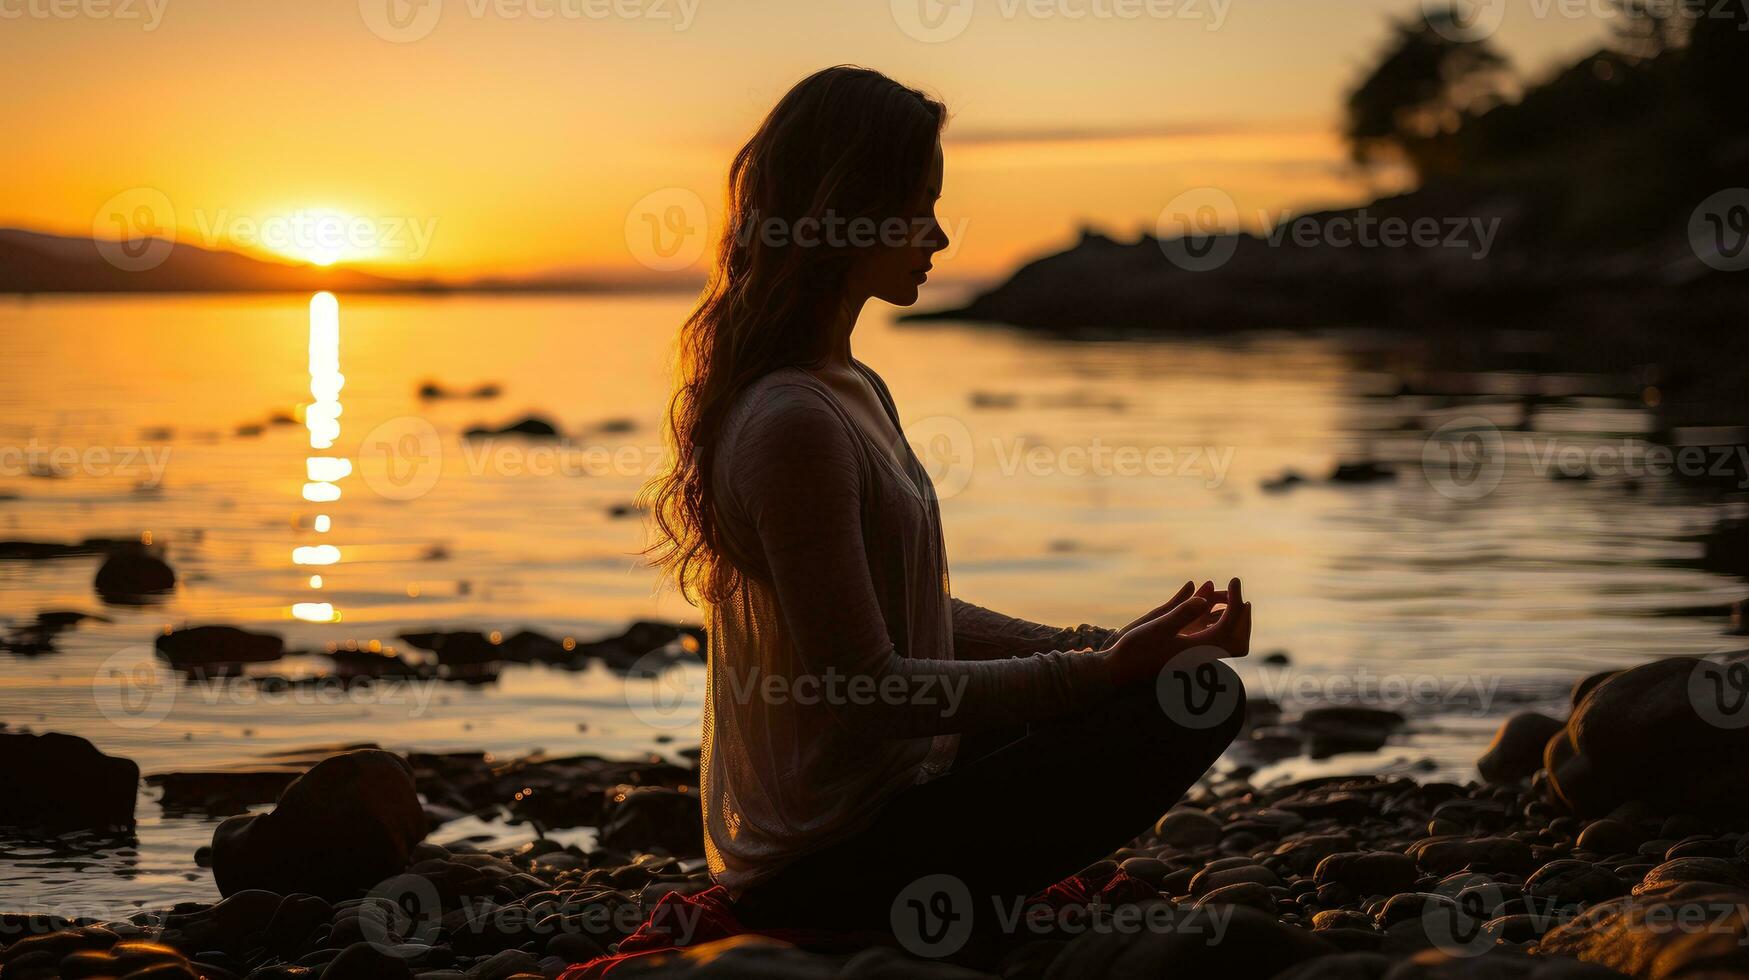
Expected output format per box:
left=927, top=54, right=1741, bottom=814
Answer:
left=644, top=65, right=1253, bottom=939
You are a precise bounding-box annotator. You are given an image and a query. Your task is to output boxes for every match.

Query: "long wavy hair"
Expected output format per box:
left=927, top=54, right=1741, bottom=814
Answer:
left=642, top=66, right=946, bottom=606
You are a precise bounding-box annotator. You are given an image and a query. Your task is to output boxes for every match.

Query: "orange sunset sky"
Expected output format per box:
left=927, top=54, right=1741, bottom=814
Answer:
left=3, top=0, right=1611, bottom=279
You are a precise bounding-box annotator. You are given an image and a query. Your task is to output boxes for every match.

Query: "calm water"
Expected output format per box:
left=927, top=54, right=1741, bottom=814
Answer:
left=0, top=292, right=1742, bottom=913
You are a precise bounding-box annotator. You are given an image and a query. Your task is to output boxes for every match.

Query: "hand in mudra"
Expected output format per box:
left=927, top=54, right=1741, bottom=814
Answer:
left=1106, top=578, right=1251, bottom=686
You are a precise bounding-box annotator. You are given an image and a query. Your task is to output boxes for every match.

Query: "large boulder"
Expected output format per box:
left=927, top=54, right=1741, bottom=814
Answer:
left=0, top=731, right=137, bottom=832
left=211, top=749, right=426, bottom=900
left=1545, top=656, right=1749, bottom=816
left=1477, top=712, right=1566, bottom=784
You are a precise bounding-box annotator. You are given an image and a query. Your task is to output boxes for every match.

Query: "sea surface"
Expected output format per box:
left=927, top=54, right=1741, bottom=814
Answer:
left=0, top=291, right=1743, bottom=915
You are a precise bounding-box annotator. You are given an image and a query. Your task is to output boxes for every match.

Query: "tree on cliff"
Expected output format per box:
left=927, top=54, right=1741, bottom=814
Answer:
left=1342, top=6, right=1510, bottom=181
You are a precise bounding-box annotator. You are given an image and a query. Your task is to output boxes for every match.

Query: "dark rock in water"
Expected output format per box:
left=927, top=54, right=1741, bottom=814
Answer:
left=325, top=647, right=428, bottom=679
left=155, top=625, right=284, bottom=669
left=1261, top=470, right=1309, bottom=494
left=397, top=630, right=523, bottom=666
left=0, top=731, right=138, bottom=832
left=419, top=380, right=501, bottom=401
left=1041, top=904, right=1334, bottom=979
left=574, top=620, right=707, bottom=669
left=397, top=622, right=704, bottom=669
left=1538, top=882, right=1749, bottom=977
left=1315, top=852, right=1419, bottom=897
left=0, top=609, right=101, bottom=655
left=1477, top=712, right=1565, bottom=784
left=0, top=536, right=146, bottom=560
left=94, top=550, right=176, bottom=601
left=1545, top=655, right=1749, bottom=816
left=211, top=749, right=426, bottom=901
left=147, top=766, right=308, bottom=816
left=396, top=627, right=573, bottom=666
left=463, top=415, right=560, bottom=438
left=1261, top=651, right=1292, bottom=666
left=1299, top=707, right=1406, bottom=759
left=597, top=785, right=703, bottom=856
left=1330, top=461, right=1397, bottom=484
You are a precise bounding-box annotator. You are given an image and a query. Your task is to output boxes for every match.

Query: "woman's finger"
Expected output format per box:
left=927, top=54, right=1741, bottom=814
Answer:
left=1119, top=581, right=1196, bottom=633
left=1133, top=596, right=1210, bottom=640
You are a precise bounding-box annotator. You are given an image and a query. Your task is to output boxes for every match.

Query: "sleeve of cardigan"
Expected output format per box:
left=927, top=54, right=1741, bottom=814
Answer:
left=721, top=382, right=1114, bottom=739
left=948, top=598, right=1119, bottom=661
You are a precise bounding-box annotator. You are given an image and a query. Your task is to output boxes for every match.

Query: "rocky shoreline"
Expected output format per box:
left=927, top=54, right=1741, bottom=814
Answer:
left=6, top=650, right=1749, bottom=978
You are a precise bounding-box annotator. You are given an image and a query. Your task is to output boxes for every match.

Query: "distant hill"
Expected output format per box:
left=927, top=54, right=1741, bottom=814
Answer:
left=0, top=228, right=434, bottom=294
left=0, top=228, right=701, bottom=295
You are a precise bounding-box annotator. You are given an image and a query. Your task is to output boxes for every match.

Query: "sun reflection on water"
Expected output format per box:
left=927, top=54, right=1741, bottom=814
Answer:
left=296, top=292, right=345, bottom=623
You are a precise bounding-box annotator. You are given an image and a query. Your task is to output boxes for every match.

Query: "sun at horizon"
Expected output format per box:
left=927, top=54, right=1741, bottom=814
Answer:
left=250, top=207, right=384, bottom=268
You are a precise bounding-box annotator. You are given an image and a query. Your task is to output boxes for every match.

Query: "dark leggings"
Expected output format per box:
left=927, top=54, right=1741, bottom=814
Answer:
left=733, top=681, right=1247, bottom=935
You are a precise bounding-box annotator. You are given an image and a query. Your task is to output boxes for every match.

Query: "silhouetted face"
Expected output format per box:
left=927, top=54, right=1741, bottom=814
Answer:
left=851, top=139, right=947, bottom=308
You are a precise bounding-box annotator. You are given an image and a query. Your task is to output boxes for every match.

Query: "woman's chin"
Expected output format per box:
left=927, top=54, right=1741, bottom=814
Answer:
left=878, top=285, right=922, bottom=308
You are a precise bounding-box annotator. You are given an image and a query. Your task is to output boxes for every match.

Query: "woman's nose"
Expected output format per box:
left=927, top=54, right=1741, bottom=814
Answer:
left=927, top=218, right=949, bottom=255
